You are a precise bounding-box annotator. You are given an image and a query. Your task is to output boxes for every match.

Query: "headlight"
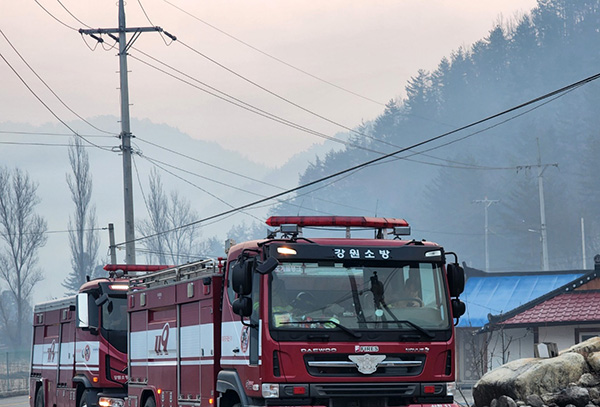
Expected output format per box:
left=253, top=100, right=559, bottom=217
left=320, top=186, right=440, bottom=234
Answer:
left=262, top=383, right=279, bottom=398
left=99, top=398, right=125, bottom=407
left=446, top=381, right=456, bottom=396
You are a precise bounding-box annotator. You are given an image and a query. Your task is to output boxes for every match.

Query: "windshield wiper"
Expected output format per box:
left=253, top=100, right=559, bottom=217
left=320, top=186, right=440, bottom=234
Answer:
left=363, top=317, right=434, bottom=338
left=280, top=320, right=362, bottom=339
left=348, top=272, right=367, bottom=328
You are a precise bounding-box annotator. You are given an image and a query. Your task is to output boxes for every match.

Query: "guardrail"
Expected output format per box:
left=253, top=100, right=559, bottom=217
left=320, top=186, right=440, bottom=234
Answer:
left=0, top=351, right=29, bottom=397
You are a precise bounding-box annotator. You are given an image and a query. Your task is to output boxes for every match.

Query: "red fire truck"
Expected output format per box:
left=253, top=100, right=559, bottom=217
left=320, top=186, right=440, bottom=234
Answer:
left=29, top=273, right=130, bottom=407
left=31, top=216, right=466, bottom=407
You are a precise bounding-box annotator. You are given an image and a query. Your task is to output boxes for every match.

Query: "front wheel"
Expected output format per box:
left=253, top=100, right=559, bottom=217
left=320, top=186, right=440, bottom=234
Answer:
left=79, top=390, right=90, bottom=407
left=144, top=397, right=156, bottom=407
left=35, top=387, right=44, bottom=407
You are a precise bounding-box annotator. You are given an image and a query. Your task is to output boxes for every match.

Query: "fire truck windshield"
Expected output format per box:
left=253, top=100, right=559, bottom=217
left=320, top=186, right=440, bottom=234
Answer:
left=269, top=261, right=451, bottom=333
left=100, top=295, right=127, bottom=353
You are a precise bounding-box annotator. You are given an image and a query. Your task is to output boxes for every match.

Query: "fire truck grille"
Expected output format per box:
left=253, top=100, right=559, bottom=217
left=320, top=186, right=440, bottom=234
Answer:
left=310, top=382, right=418, bottom=398
left=304, top=354, right=425, bottom=377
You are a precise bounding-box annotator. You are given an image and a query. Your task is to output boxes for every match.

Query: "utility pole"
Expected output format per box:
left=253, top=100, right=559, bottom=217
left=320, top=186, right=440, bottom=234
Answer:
left=473, top=197, right=499, bottom=272
left=108, top=223, right=117, bottom=265
left=581, top=218, right=587, bottom=269
left=517, top=139, right=558, bottom=271
left=80, top=1, right=175, bottom=264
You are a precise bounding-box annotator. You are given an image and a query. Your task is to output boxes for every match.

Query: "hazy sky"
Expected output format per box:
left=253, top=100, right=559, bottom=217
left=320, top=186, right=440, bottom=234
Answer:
left=3, top=1, right=541, bottom=303
left=2, top=0, right=537, bottom=167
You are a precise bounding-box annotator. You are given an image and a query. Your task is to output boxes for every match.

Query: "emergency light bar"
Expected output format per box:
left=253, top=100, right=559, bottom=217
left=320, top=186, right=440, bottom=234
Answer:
left=266, top=216, right=409, bottom=229
left=104, top=264, right=171, bottom=273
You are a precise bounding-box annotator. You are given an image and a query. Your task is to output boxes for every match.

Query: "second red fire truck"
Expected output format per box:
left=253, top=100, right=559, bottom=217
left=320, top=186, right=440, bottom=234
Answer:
left=31, top=216, right=466, bottom=407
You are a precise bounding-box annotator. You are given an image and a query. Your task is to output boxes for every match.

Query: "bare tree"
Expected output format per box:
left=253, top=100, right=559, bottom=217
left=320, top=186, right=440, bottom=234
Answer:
left=138, top=169, right=202, bottom=264
left=63, top=137, right=100, bottom=293
left=0, top=167, right=47, bottom=346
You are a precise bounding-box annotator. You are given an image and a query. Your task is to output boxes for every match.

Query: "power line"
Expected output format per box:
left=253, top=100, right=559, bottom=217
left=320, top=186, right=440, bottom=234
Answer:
left=378, top=84, right=582, bottom=170
left=0, top=227, right=107, bottom=238
left=162, top=0, right=386, bottom=106
left=129, top=48, right=547, bottom=172
left=0, top=47, right=113, bottom=152
left=56, top=0, right=92, bottom=29
left=31, top=0, right=517, bottom=171
left=34, top=0, right=523, bottom=171
left=0, top=29, right=116, bottom=136
left=34, top=0, right=78, bottom=31
left=0, top=141, right=113, bottom=148
left=0, top=129, right=114, bottom=138
left=136, top=152, right=359, bottom=219
left=135, top=137, right=374, bottom=213
left=129, top=51, right=378, bottom=153
left=176, top=39, right=396, bottom=146
left=131, top=47, right=516, bottom=172
left=136, top=154, right=265, bottom=224
left=173, top=38, right=453, bottom=152
left=117, top=70, right=600, bottom=248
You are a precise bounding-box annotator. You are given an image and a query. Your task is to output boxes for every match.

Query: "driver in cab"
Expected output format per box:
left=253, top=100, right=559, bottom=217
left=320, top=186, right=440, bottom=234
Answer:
left=387, top=277, right=422, bottom=308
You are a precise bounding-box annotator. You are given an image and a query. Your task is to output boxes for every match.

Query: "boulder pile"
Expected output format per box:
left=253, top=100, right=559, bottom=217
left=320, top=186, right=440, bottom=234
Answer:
left=473, top=337, right=600, bottom=407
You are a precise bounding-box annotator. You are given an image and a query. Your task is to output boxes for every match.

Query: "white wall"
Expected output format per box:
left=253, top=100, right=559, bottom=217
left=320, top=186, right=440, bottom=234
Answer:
left=538, top=324, right=600, bottom=352
left=487, top=327, right=535, bottom=371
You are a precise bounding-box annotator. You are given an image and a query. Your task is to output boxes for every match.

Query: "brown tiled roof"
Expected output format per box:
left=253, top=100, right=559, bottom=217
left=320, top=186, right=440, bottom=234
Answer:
left=501, top=291, right=600, bottom=325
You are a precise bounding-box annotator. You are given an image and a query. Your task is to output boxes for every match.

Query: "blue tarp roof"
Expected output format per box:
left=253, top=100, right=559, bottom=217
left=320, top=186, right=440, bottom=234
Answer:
left=457, top=272, right=584, bottom=328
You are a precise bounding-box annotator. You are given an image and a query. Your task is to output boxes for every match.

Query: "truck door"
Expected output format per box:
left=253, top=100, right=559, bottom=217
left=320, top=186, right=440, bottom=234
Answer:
left=42, top=312, right=60, bottom=407
left=58, top=310, right=76, bottom=407
left=179, top=298, right=201, bottom=401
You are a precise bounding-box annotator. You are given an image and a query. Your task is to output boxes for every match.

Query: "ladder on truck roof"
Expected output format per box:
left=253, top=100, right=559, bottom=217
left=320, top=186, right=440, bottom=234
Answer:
left=129, top=258, right=218, bottom=289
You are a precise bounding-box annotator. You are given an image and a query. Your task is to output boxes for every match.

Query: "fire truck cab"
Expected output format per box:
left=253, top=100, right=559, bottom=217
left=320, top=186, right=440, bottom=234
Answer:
left=30, top=276, right=129, bottom=407
left=117, top=216, right=466, bottom=407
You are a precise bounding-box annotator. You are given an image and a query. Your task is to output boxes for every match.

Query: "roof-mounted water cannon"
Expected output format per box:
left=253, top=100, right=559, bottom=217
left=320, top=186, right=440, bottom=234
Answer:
left=390, top=225, right=411, bottom=239
left=280, top=223, right=301, bottom=239
left=109, top=269, right=125, bottom=279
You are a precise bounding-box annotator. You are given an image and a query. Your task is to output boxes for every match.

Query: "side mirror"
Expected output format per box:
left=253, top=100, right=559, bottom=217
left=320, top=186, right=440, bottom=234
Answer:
left=256, top=257, right=279, bottom=275
left=77, top=293, right=89, bottom=328
left=77, top=293, right=99, bottom=334
left=446, top=263, right=465, bottom=297
left=231, top=259, right=254, bottom=295
left=232, top=297, right=253, bottom=317
left=451, top=298, right=466, bottom=318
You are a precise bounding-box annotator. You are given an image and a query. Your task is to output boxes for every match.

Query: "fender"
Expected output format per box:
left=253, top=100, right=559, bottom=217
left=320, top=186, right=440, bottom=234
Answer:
left=216, top=370, right=250, bottom=407
left=73, top=374, right=94, bottom=389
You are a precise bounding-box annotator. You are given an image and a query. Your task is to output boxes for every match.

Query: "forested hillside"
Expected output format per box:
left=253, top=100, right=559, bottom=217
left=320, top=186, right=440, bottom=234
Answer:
left=271, top=0, right=600, bottom=271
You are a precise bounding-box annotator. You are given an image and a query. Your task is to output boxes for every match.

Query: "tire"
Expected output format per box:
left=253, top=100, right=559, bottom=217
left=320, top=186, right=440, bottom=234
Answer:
left=80, top=390, right=91, bottom=407
left=144, top=397, right=156, bottom=407
left=35, top=387, right=44, bottom=407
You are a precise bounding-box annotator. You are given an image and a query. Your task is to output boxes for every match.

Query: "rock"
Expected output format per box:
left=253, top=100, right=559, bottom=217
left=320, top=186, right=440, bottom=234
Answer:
left=474, top=353, right=588, bottom=407
left=527, top=394, right=545, bottom=407
left=497, top=395, right=518, bottom=407
left=579, top=374, right=600, bottom=387
left=548, top=386, right=590, bottom=407
left=589, top=387, right=600, bottom=402
left=588, top=353, right=600, bottom=374
left=563, top=338, right=600, bottom=358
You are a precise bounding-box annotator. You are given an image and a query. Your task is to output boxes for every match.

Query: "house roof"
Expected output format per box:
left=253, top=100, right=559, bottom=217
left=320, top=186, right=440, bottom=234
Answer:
left=457, top=270, right=585, bottom=328
left=486, top=269, right=600, bottom=328
left=501, top=291, right=600, bottom=325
